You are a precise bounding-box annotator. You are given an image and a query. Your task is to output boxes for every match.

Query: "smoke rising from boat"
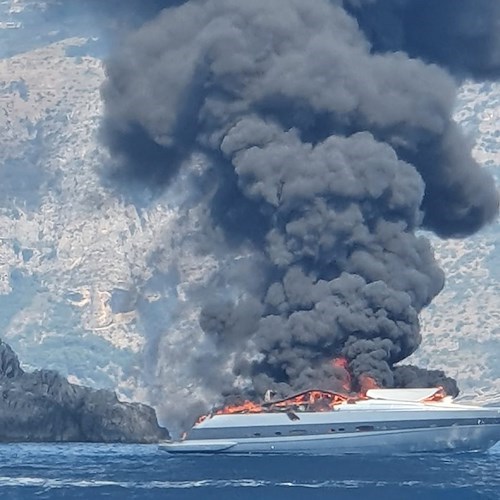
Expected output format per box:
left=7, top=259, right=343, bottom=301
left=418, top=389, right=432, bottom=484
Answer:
left=99, top=0, right=499, bottom=426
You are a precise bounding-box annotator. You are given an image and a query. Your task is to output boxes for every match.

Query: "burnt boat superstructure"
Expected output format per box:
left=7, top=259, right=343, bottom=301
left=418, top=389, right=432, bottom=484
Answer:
left=160, top=388, right=500, bottom=454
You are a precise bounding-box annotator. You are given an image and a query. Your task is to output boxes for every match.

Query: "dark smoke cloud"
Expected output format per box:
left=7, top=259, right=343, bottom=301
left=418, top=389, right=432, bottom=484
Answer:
left=344, top=0, right=500, bottom=80
left=100, top=0, right=498, bottom=407
left=393, top=365, right=458, bottom=397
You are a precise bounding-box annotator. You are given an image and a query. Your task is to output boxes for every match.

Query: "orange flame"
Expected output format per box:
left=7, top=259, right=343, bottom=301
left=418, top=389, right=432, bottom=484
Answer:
left=269, top=390, right=350, bottom=411
left=358, top=374, right=380, bottom=395
left=331, top=357, right=352, bottom=393
left=193, top=361, right=398, bottom=423
left=332, top=357, right=349, bottom=370
left=423, top=386, right=447, bottom=402
left=215, top=400, right=264, bottom=415
left=208, top=389, right=352, bottom=418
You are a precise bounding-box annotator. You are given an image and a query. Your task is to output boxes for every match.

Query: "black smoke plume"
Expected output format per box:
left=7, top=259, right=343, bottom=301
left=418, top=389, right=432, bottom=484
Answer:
left=345, top=0, right=500, bottom=80
left=100, top=0, right=498, bottom=409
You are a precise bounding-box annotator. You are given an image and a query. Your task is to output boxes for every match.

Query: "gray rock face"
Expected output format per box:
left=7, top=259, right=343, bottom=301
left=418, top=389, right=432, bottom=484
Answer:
left=0, top=341, right=24, bottom=379
left=0, top=340, right=169, bottom=443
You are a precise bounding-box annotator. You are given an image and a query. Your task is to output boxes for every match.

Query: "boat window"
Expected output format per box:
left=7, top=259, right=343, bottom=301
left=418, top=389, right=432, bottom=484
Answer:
left=275, top=431, right=282, bottom=436
left=338, top=428, right=345, bottom=432
left=289, top=429, right=307, bottom=436
left=253, top=432, right=261, bottom=437
left=356, top=425, right=374, bottom=432
left=329, top=429, right=336, bottom=433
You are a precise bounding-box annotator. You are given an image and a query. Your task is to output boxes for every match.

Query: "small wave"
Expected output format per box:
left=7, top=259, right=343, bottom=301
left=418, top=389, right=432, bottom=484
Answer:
left=0, top=477, right=129, bottom=488
left=0, top=477, right=392, bottom=489
left=0, top=477, right=446, bottom=490
left=0, top=477, right=269, bottom=489
left=0, top=476, right=498, bottom=491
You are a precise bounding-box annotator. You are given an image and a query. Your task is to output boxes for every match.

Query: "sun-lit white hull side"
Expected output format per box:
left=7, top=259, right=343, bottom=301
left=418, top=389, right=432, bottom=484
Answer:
left=159, top=389, right=500, bottom=455
left=160, top=423, right=500, bottom=455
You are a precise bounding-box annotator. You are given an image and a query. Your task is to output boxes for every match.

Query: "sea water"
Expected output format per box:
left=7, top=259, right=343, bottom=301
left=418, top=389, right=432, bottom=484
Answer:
left=0, top=443, right=498, bottom=500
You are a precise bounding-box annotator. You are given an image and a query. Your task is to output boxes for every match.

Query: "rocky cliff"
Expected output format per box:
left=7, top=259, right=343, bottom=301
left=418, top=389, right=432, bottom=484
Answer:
left=0, top=340, right=169, bottom=442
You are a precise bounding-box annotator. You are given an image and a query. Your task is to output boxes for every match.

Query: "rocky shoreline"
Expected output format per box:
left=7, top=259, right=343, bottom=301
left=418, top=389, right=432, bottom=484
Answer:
left=0, top=340, right=169, bottom=443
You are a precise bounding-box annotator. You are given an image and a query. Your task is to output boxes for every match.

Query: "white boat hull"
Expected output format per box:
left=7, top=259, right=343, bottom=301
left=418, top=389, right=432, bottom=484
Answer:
left=160, top=423, right=500, bottom=455
left=160, top=389, right=500, bottom=455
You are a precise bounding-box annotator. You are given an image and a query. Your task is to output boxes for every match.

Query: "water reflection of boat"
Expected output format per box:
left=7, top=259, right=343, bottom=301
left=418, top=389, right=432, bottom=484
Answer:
left=159, top=388, right=500, bottom=455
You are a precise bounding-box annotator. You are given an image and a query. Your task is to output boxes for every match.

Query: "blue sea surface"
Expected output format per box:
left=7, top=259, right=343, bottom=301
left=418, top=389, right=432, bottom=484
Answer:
left=0, top=443, right=498, bottom=500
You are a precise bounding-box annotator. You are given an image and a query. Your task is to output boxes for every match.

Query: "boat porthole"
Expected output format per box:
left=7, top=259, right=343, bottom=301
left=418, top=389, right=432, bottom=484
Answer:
left=356, top=425, right=374, bottom=432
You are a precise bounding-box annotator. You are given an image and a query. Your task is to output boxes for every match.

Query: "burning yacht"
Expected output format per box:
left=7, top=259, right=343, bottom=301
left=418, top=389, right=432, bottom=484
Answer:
left=159, top=388, right=500, bottom=455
